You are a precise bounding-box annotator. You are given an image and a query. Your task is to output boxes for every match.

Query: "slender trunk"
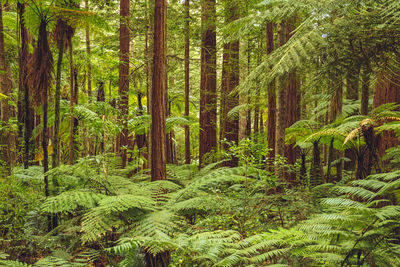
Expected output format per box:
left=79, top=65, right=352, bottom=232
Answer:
left=184, top=0, right=190, bottom=165
left=18, top=3, right=33, bottom=169
left=266, top=22, right=276, bottom=165
left=136, top=93, right=147, bottom=169
left=300, top=153, right=307, bottom=184
left=118, top=0, right=130, bottom=168
left=69, top=45, right=75, bottom=164
left=199, top=0, right=217, bottom=167
left=310, top=141, right=322, bottom=187
left=97, top=81, right=105, bottom=153
left=53, top=20, right=65, bottom=168
left=146, top=0, right=153, bottom=171
left=361, top=62, right=371, bottom=116
left=85, top=0, right=92, bottom=100
left=151, top=0, right=167, bottom=181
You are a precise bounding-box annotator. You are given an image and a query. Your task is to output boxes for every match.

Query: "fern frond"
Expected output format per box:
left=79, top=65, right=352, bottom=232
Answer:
left=41, top=190, right=104, bottom=213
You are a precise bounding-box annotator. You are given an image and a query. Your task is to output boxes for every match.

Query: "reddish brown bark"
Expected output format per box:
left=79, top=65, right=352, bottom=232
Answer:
left=199, top=0, right=217, bottom=167
left=0, top=2, right=11, bottom=171
left=266, top=22, right=276, bottom=164
left=117, top=0, right=130, bottom=168
left=18, top=3, right=34, bottom=169
left=373, top=71, right=400, bottom=166
left=184, top=0, right=191, bottom=165
left=221, top=0, right=239, bottom=167
left=151, top=0, right=167, bottom=181
left=275, top=22, right=290, bottom=179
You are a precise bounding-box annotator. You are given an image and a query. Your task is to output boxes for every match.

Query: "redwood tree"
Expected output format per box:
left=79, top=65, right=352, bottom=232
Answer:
left=221, top=0, right=239, bottom=167
left=266, top=21, right=275, bottom=165
left=118, top=0, right=130, bottom=168
left=151, top=0, right=167, bottom=182
left=199, top=0, right=217, bottom=167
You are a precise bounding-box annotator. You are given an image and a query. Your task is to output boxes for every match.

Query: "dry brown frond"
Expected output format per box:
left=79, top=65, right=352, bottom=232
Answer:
left=27, top=19, right=53, bottom=106
left=344, top=128, right=361, bottom=145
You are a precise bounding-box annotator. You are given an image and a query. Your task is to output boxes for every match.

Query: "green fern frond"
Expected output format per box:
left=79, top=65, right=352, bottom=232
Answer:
left=41, top=190, right=104, bottom=213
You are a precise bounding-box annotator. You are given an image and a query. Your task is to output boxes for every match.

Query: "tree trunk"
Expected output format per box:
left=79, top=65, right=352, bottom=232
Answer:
left=285, top=71, right=300, bottom=183
left=151, top=0, right=167, bottom=181
left=184, top=0, right=191, bottom=165
left=221, top=0, right=239, bottom=167
left=85, top=0, right=92, bottom=100
left=266, top=22, right=276, bottom=166
left=135, top=92, right=147, bottom=170
left=69, top=45, right=75, bottom=165
left=275, top=22, right=290, bottom=179
left=145, top=0, right=153, bottom=171
left=18, top=3, right=34, bottom=169
left=344, top=64, right=360, bottom=171
left=97, top=81, right=105, bottom=153
left=361, top=62, right=371, bottom=116
left=52, top=20, right=65, bottom=168
left=118, top=0, right=130, bottom=168
left=0, top=2, right=12, bottom=173
left=0, top=2, right=7, bottom=170
left=199, top=0, right=217, bottom=167
left=328, top=76, right=343, bottom=182
left=373, top=71, right=400, bottom=168
left=310, top=141, right=322, bottom=187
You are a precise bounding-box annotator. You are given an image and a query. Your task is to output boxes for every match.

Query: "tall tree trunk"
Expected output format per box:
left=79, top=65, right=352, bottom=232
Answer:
left=221, top=0, right=239, bottom=167
left=18, top=3, right=34, bottom=169
left=199, top=0, right=217, bottom=167
left=0, top=2, right=10, bottom=173
left=275, top=22, right=289, bottom=179
left=28, top=19, right=53, bottom=230
left=285, top=71, right=300, bottom=183
left=85, top=0, right=92, bottom=100
left=118, top=0, right=130, bottom=168
left=373, top=71, right=400, bottom=169
left=266, top=22, right=276, bottom=166
left=344, top=64, right=360, bottom=171
left=151, top=0, right=167, bottom=181
left=184, top=0, right=190, bottom=165
left=53, top=20, right=65, bottom=168
left=145, top=0, right=153, bottom=171
left=69, top=45, right=75, bottom=164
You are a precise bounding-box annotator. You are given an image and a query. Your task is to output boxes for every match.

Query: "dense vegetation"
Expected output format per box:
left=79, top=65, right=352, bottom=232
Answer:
left=1, top=0, right=400, bottom=266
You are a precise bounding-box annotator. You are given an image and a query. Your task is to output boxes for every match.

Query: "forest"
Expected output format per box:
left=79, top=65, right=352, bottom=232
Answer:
left=1, top=0, right=400, bottom=266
